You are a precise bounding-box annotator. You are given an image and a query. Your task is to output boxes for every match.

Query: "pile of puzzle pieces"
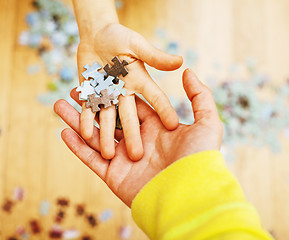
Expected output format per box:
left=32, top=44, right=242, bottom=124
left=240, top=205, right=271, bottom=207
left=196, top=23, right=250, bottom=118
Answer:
left=76, top=56, right=128, bottom=113
left=1, top=193, right=116, bottom=239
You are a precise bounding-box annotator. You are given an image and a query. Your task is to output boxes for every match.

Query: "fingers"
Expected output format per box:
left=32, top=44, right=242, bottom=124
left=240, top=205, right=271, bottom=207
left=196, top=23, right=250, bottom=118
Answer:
left=70, top=87, right=82, bottom=106
left=133, top=70, right=178, bottom=130
left=71, top=88, right=124, bottom=141
left=118, top=94, right=144, bottom=161
left=80, top=103, right=96, bottom=140
left=99, top=106, right=117, bottom=159
left=77, top=47, right=102, bottom=141
left=54, top=99, right=101, bottom=151
left=135, top=96, right=156, bottom=123
left=61, top=128, right=109, bottom=180
left=141, top=82, right=178, bottom=130
left=124, top=62, right=178, bottom=130
left=54, top=99, right=82, bottom=134
left=182, top=69, right=220, bottom=123
left=130, top=32, right=183, bottom=71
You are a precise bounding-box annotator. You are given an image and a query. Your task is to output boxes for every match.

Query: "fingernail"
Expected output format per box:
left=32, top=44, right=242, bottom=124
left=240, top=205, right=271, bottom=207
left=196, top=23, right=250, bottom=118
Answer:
left=186, top=68, right=207, bottom=86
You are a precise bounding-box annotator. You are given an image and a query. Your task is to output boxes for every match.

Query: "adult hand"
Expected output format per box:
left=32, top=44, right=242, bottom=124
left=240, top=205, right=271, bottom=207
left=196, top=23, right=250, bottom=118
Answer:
left=54, top=69, right=223, bottom=207
left=77, top=23, right=182, bottom=161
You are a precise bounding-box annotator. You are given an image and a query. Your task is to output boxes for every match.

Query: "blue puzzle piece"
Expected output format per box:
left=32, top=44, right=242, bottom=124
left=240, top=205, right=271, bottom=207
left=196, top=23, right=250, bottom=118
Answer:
left=40, top=200, right=50, bottom=216
left=99, top=209, right=113, bottom=222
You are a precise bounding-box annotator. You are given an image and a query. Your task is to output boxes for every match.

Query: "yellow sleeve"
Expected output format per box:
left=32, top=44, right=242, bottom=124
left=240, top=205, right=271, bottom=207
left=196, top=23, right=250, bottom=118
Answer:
left=131, top=151, right=273, bottom=240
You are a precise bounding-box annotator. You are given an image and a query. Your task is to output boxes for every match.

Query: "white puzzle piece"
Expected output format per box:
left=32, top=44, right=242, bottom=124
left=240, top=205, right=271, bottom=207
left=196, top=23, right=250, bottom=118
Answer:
left=95, top=76, right=114, bottom=95
left=81, top=62, right=102, bottom=80
left=76, top=80, right=96, bottom=100
left=109, top=79, right=126, bottom=97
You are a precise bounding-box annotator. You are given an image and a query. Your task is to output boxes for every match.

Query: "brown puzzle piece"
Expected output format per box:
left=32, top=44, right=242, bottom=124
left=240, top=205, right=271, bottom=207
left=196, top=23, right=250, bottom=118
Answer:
left=85, top=89, right=116, bottom=113
left=104, top=56, right=128, bottom=78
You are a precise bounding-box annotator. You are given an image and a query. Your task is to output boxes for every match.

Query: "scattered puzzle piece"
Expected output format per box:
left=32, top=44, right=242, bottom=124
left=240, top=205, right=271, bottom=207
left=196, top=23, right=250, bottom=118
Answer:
left=30, top=220, right=41, bottom=234
left=86, top=214, right=98, bottom=227
left=119, top=226, right=132, bottom=239
left=2, top=199, right=14, bottom=213
left=81, top=62, right=101, bottom=80
left=48, top=226, right=63, bottom=239
left=55, top=210, right=65, bottom=223
left=76, top=204, right=85, bottom=216
left=104, top=56, right=128, bottom=79
left=76, top=81, right=96, bottom=100
left=99, top=209, right=113, bottom=222
left=40, top=200, right=50, bottom=216
left=13, top=187, right=25, bottom=201
left=57, top=198, right=69, bottom=207
left=63, top=229, right=80, bottom=239
left=16, top=226, right=26, bottom=236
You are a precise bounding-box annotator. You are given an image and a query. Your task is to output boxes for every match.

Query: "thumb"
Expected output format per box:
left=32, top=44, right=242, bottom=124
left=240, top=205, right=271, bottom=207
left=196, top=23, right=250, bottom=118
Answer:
left=131, top=32, right=183, bottom=71
left=182, top=69, right=220, bottom=123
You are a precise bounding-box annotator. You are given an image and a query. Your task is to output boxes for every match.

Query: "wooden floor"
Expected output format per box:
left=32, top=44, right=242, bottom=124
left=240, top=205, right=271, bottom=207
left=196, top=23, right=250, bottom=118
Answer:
left=0, top=0, right=289, bottom=239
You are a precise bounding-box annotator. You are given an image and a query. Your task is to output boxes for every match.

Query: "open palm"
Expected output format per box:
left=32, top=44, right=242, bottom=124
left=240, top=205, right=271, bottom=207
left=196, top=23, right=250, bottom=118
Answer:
left=54, top=69, right=223, bottom=207
left=77, top=23, right=183, bottom=161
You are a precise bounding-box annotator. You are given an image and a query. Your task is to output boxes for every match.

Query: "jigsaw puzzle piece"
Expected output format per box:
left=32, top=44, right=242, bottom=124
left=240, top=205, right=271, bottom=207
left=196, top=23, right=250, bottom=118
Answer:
left=90, top=71, right=106, bottom=87
left=100, top=89, right=116, bottom=108
left=104, top=56, right=128, bottom=78
left=85, top=90, right=117, bottom=113
left=76, top=80, right=96, bottom=100
left=86, top=93, right=102, bottom=112
left=81, top=62, right=102, bottom=80
left=109, top=79, right=127, bottom=98
left=95, top=76, right=114, bottom=95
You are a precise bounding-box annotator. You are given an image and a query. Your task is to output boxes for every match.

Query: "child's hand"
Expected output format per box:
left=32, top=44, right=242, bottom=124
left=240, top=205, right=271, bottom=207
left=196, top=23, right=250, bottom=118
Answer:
left=55, top=69, right=223, bottom=207
left=77, top=23, right=183, bottom=161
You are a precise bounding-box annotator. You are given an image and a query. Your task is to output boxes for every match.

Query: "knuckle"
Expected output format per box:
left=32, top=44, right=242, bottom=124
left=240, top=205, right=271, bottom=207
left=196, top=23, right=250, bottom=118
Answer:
left=121, top=113, right=137, bottom=125
left=150, top=93, right=163, bottom=107
left=85, top=151, right=97, bottom=166
left=136, top=82, right=145, bottom=93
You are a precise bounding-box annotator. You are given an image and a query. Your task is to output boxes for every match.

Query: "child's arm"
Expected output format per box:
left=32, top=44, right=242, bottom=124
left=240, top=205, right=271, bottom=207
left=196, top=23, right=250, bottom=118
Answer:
left=72, top=0, right=182, bottom=161
left=131, top=151, right=273, bottom=240
left=54, top=69, right=272, bottom=239
left=72, top=0, right=119, bottom=38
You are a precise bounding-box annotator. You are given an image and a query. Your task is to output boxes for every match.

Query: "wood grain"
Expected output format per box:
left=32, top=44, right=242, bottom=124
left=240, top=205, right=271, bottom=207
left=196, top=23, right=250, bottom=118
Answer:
left=0, top=0, right=288, bottom=239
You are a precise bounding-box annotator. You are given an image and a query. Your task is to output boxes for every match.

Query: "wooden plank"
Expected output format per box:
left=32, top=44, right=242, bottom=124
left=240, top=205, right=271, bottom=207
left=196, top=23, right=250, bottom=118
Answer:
left=1, top=0, right=289, bottom=239
left=0, top=0, right=17, bottom=233
left=0, top=0, right=148, bottom=238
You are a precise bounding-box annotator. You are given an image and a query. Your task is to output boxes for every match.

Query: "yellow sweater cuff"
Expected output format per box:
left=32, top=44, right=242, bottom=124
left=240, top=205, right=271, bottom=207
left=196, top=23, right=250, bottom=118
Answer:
left=131, top=151, right=273, bottom=240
